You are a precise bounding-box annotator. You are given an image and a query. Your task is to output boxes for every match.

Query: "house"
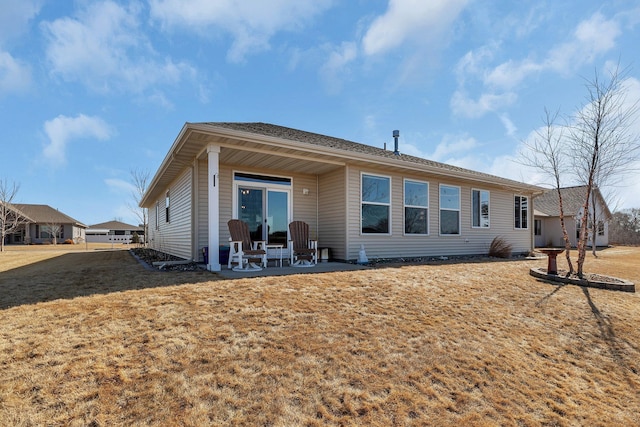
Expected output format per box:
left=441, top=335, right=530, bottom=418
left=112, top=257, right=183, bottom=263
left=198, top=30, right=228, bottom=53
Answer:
left=533, top=186, right=612, bottom=248
left=5, top=204, right=86, bottom=244
left=140, top=122, right=544, bottom=271
left=86, top=220, right=144, bottom=244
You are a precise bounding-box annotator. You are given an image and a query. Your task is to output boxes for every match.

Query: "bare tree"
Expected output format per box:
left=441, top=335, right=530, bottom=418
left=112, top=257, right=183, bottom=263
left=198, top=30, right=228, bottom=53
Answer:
left=0, top=179, right=29, bottom=252
left=519, top=109, right=575, bottom=274
left=129, top=169, right=150, bottom=246
left=609, top=209, right=640, bottom=245
left=42, top=220, right=63, bottom=245
left=569, top=65, right=640, bottom=276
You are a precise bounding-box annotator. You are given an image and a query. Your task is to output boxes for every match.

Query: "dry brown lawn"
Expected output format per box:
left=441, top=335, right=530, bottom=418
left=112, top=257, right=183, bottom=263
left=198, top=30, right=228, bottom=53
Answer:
left=0, top=245, right=638, bottom=426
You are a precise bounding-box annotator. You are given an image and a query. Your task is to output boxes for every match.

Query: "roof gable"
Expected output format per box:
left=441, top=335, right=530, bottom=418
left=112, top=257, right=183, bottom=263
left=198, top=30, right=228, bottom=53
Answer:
left=88, top=220, right=142, bottom=231
left=13, top=204, right=86, bottom=227
left=534, top=186, right=612, bottom=218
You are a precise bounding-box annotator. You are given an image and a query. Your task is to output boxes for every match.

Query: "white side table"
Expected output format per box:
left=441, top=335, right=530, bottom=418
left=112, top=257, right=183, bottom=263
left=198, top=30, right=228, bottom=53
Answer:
left=265, top=244, right=284, bottom=267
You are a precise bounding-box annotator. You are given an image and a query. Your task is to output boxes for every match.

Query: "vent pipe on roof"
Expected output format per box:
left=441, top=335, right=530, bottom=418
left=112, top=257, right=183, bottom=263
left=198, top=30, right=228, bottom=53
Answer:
left=393, top=130, right=400, bottom=155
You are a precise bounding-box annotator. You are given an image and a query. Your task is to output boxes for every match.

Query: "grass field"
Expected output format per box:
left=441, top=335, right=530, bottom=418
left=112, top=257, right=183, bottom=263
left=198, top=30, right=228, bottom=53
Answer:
left=0, top=245, right=638, bottom=426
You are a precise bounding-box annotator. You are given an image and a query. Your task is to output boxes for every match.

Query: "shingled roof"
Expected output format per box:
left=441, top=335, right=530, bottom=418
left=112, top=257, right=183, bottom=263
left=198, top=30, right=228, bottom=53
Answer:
left=13, top=204, right=86, bottom=228
left=204, top=122, right=539, bottom=190
left=534, top=186, right=612, bottom=219
left=88, top=220, right=142, bottom=231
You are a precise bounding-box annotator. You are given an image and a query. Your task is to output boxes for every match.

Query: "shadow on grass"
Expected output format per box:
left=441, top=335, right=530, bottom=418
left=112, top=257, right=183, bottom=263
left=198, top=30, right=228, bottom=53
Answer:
left=581, top=287, right=640, bottom=382
left=0, top=250, right=219, bottom=310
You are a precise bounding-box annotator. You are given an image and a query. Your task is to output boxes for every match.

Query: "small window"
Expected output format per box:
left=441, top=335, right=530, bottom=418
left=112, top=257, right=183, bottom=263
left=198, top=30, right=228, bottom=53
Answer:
left=534, top=219, right=542, bottom=236
left=361, top=174, right=390, bottom=234
left=514, top=195, right=528, bottom=229
left=404, top=180, right=429, bottom=235
left=597, top=220, right=605, bottom=236
left=440, top=185, right=460, bottom=235
left=165, top=191, right=170, bottom=223
left=472, top=189, right=490, bottom=228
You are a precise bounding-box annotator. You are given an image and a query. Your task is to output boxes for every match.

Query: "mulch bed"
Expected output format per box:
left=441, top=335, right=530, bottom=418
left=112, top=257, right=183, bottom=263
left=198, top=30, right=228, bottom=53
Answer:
left=130, top=248, right=204, bottom=272
left=529, top=267, right=635, bottom=292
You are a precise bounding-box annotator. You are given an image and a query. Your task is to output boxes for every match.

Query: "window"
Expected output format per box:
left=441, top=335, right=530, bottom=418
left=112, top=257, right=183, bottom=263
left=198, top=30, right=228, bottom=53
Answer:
left=361, top=174, right=390, bottom=234
left=472, top=189, right=490, bottom=228
left=38, top=225, right=63, bottom=239
left=534, top=219, right=542, bottom=236
left=404, top=180, right=428, bottom=235
left=440, top=185, right=460, bottom=235
left=597, top=220, right=605, bottom=236
left=514, top=195, right=528, bottom=229
left=155, top=202, right=159, bottom=230
left=165, top=191, right=170, bottom=223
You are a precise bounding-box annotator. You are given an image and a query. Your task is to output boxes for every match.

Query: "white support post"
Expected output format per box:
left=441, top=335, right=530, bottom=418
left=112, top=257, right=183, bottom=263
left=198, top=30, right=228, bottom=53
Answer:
left=207, top=145, right=221, bottom=271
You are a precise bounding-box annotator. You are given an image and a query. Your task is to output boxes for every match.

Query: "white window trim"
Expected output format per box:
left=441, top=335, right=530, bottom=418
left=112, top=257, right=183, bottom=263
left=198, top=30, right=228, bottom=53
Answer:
left=404, top=178, right=429, bottom=236
left=439, top=184, right=461, bottom=236
left=514, top=194, right=529, bottom=230
left=361, top=172, right=392, bottom=236
left=231, top=170, right=293, bottom=221
left=471, top=188, right=490, bottom=229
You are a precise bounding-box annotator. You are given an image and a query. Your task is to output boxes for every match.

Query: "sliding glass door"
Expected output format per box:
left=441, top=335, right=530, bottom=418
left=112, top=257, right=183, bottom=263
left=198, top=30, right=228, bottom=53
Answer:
left=235, top=172, right=291, bottom=246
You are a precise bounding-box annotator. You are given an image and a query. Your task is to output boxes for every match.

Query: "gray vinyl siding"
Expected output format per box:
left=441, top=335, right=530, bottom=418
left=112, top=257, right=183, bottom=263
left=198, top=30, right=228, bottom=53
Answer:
left=218, top=164, right=234, bottom=247
left=291, top=174, right=318, bottom=237
left=318, top=168, right=347, bottom=261
left=149, top=167, right=193, bottom=260
left=196, top=159, right=209, bottom=262
left=345, top=167, right=534, bottom=261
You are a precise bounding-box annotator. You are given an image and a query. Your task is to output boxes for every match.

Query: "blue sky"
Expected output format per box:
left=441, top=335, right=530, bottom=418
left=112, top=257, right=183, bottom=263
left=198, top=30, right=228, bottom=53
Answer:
left=1, top=0, right=639, bottom=226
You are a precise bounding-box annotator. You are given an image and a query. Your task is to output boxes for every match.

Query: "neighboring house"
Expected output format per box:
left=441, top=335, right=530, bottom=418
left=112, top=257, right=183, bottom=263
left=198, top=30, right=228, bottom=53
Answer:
left=140, top=122, right=544, bottom=271
left=6, top=204, right=86, bottom=244
left=86, top=221, right=144, bottom=244
left=533, top=186, right=612, bottom=248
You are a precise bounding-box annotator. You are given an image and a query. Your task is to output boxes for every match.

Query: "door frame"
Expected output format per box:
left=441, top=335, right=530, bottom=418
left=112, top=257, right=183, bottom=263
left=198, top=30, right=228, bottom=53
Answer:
left=232, top=171, right=293, bottom=244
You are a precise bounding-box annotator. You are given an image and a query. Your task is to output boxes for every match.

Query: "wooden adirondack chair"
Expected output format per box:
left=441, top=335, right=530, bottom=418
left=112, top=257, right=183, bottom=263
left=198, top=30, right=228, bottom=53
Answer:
left=227, top=219, right=267, bottom=271
left=288, top=221, right=318, bottom=266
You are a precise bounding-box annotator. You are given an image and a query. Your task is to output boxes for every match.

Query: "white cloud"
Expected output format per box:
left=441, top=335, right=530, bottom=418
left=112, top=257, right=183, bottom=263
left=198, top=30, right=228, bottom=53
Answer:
left=452, top=11, right=623, bottom=119
left=429, top=134, right=479, bottom=162
left=149, top=0, right=332, bottom=63
left=0, top=0, right=41, bottom=45
left=499, top=113, right=517, bottom=137
left=0, top=1, right=41, bottom=96
left=484, top=59, right=541, bottom=90
left=42, top=1, right=196, bottom=95
left=545, top=12, right=620, bottom=75
left=105, top=178, right=135, bottom=194
left=450, top=90, right=517, bottom=118
left=319, top=41, right=357, bottom=94
left=362, top=0, right=469, bottom=56
left=43, top=114, right=112, bottom=166
left=0, top=51, right=31, bottom=94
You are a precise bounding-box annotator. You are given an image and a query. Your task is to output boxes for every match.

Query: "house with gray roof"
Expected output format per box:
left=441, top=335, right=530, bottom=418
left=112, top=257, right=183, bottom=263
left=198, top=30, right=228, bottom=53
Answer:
left=86, top=220, right=144, bottom=244
left=6, top=204, right=86, bottom=244
left=141, top=122, right=544, bottom=270
left=533, top=186, right=612, bottom=248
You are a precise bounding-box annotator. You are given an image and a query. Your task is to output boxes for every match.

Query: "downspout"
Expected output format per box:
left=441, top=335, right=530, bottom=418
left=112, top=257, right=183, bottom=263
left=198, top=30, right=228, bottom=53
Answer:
left=316, top=174, right=319, bottom=240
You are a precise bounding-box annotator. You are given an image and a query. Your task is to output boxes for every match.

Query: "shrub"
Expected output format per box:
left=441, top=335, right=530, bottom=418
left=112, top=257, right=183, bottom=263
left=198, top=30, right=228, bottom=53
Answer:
left=489, top=236, right=512, bottom=258
left=63, top=239, right=75, bottom=245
